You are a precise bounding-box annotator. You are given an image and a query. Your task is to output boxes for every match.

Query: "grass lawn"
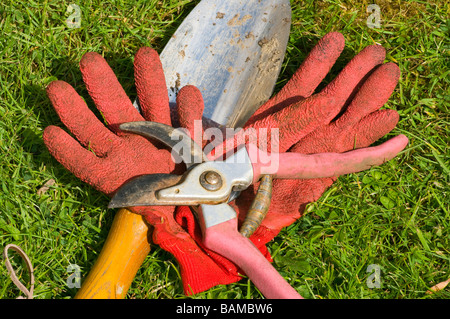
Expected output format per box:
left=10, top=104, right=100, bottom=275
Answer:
left=0, top=0, right=448, bottom=299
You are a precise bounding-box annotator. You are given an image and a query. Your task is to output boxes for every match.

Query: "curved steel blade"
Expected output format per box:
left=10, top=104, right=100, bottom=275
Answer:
left=119, top=121, right=208, bottom=169
left=108, top=174, right=183, bottom=208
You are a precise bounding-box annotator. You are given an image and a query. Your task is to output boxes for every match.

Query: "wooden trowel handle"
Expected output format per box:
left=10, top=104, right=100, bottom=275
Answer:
left=74, top=208, right=151, bottom=299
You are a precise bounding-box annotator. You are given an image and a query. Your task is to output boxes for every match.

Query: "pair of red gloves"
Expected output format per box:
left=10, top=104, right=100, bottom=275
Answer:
left=43, top=32, right=405, bottom=295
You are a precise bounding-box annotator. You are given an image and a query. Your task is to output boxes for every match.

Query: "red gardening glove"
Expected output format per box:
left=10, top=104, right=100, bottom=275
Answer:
left=166, top=31, right=406, bottom=291
left=43, top=48, right=257, bottom=295
left=43, top=31, right=406, bottom=296
left=227, top=31, right=405, bottom=244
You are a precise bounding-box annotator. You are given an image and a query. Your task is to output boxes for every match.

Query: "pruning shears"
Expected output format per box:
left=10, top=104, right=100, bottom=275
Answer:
left=109, top=121, right=408, bottom=299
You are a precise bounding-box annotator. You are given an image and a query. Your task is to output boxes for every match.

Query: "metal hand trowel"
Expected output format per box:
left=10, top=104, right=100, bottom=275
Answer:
left=137, top=0, right=291, bottom=128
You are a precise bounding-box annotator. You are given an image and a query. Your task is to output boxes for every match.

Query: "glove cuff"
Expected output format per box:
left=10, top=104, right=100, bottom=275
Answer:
left=158, top=237, right=242, bottom=295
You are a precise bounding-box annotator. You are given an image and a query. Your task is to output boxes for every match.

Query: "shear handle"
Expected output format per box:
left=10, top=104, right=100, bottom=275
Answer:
left=200, top=204, right=303, bottom=299
left=249, top=134, right=408, bottom=181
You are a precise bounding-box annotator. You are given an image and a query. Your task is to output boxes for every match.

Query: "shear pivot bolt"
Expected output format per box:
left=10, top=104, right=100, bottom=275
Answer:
left=200, top=171, right=222, bottom=191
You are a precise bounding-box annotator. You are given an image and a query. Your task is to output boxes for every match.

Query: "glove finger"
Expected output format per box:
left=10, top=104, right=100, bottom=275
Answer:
left=46, top=80, right=119, bottom=156
left=176, top=85, right=204, bottom=145
left=353, top=109, right=401, bottom=149
left=280, top=32, right=346, bottom=99
left=134, top=47, right=171, bottom=125
left=43, top=125, right=106, bottom=190
left=335, top=62, right=400, bottom=129
left=290, top=108, right=400, bottom=155
left=248, top=32, right=345, bottom=122
left=321, top=44, right=386, bottom=106
left=79, top=52, right=143, bottom=129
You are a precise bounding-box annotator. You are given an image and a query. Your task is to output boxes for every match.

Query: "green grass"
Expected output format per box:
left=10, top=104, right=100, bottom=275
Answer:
left=0, top=0, right=448, bottom=299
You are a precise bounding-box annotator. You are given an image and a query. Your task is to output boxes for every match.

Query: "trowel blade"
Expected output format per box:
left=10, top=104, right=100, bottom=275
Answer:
left=135, top=0, right=291, bottom=129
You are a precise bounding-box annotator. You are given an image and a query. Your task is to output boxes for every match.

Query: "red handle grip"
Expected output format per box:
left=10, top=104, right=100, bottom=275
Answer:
left=202, top=218, right=303, bottom=299
left=249, top=134, right=408, bottom=180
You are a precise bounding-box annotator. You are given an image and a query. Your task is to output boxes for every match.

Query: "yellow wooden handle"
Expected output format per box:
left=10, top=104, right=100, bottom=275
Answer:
left=74, top=208, right=151, bottom=299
